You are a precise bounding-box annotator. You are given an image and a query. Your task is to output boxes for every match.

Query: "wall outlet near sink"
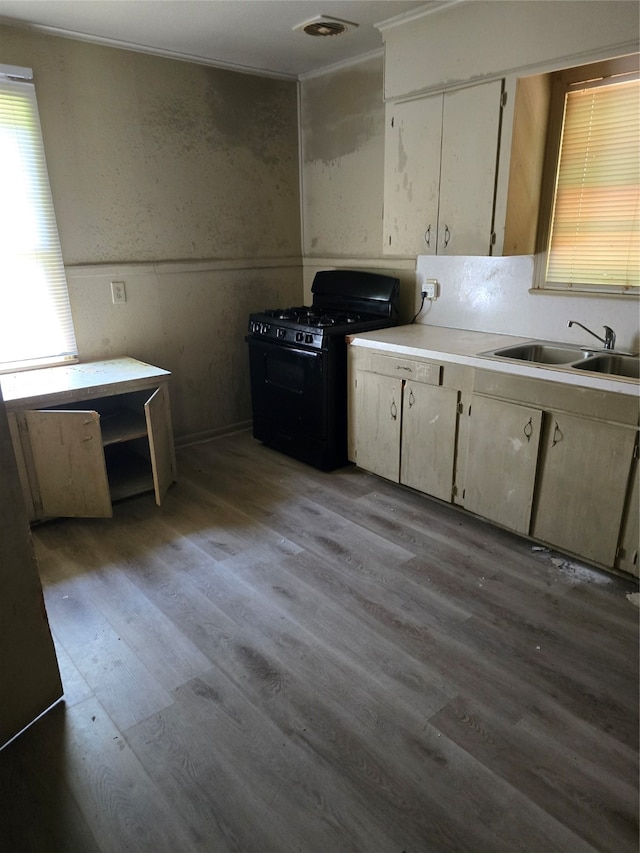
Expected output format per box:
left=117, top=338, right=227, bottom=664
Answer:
left=422, top=278, right=439, bottom=300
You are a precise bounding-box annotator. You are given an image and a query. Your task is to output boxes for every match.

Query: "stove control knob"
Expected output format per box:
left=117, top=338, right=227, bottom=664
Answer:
left=305, top=334, right=314, bottom=344
left=277, top=328, right=286, bottom=339
left=295, top=331, right=304, bottom=343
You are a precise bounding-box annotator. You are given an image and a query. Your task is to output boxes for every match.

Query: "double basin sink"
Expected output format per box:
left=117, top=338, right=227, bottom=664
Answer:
left=479, top=341, right=640, bottom=379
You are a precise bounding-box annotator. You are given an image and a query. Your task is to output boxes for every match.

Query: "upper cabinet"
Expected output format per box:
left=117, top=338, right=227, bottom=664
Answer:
left=383, top=80, right=504, bottom=257
left=378, top=0, right=639, bottom=259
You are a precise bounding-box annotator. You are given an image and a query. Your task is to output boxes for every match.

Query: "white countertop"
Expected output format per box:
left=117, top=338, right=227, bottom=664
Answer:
left=348, top=325, right=640, bottom=398
left=1, top=357, right=170, bottom=409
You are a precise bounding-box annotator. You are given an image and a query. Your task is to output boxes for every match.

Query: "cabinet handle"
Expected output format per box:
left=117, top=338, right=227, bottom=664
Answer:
left=523, top=417, right=533, bottom=442
left=408, top=389, right=415, bottom=409
left=390, top=399, right=398, bottom=421
left=551, top=421, right=562, bottom=447
left=443, top=224, right=451, bottom=247
left=424, top=225, right=431, bottom=247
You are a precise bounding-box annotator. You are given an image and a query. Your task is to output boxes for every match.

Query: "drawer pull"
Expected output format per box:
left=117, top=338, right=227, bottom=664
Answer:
left=396, top=365, right=413, bottom=372
left=424, top=225, right=431, bottom=247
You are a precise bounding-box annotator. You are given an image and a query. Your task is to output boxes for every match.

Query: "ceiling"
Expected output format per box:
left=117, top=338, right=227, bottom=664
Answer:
left=0, top=1, right=443, bottom=79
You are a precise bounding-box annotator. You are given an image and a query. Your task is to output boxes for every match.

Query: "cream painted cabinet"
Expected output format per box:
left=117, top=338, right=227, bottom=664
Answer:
left=471, top=369, right=639, bottom=571
left=531, top=414, right=638, bottom=568
left=400, top=380, right=459, bottom=502
left=383, top=80, right=504, bottom=256
left=2, top=358, right=177, bottom=521
left=350, top=352, right=462, bottom=503
left=352, top=370, right=402, bottom=482
left=464, top=395, right=543, bottom=535
left=616, top=454, right=639, bottom=578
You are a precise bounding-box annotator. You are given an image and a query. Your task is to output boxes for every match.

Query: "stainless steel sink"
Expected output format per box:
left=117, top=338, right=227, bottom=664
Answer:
left=479, top=342, right=598, bottom=365
left=479, top=340, right=639, bottom=379
left=573, top=354, right=640, bottom=379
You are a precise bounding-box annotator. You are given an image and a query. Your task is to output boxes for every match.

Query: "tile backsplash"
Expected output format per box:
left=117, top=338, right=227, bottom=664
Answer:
left=415, top=255, right=639, bottom=354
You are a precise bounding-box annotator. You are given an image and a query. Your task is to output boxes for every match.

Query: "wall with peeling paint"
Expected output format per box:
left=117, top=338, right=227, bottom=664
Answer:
left=1, top=26, right=301, bottom=264
left=298, top=56, right=417, bottom=321
left=300, top=56, right=385, bottom=259
left=1, top=25, right=302, bottom=440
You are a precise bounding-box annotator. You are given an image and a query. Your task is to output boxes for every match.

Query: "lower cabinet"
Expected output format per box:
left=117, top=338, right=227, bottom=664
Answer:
left=465, top=372, right=639, bottom=570
left=352, top=371, right=402, bottom=483
left=350, top=352, right=464, bottom=503
left=23, top=386, right=174, bottom=519
left=531, top=413, right=637, bottom=568
left=400, top=381, right=459, bottom=502
left=617, top=459, right=639, bottom=577
left=3, top=358, right=177, bottom=521
left=464, top=395, right=542, bottom=535
left=349, top=349, right=639, bottom=576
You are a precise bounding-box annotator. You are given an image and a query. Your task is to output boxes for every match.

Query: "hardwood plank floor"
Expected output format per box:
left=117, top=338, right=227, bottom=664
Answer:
left=1, top=430, right=638, bottom=853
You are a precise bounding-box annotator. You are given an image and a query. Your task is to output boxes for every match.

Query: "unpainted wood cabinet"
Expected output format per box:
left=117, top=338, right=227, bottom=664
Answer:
left=383, top=80, right=504, bottom=257
left=3, top=358, right=177, bottom=521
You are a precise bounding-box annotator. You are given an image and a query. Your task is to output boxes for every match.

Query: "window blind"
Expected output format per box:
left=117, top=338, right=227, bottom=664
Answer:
left=546, top=76, right=639, bottom=291
left=0, top=70, right=77, bottom=371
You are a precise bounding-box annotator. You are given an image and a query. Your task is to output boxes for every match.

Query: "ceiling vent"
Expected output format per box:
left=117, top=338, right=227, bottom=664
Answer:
left=293, top=16, right=358, bottom=37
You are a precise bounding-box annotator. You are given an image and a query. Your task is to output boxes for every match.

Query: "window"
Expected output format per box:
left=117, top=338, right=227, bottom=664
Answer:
left=538, top=56, right=639, bottom=294
left=0, top=65, right=77, bottom=373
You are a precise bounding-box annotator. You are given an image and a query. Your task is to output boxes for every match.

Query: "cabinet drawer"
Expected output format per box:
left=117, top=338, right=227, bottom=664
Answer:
left=369, top=353, right=442, bottom=386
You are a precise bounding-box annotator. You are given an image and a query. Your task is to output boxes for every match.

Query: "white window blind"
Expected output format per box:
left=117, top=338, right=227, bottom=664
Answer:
left=545, top=75, right=639, bottom=291
left=0, top=68, right=77, bottom=372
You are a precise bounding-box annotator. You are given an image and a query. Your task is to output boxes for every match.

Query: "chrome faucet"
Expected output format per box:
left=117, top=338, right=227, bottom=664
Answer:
left=567, top=320, right=616, bottom=350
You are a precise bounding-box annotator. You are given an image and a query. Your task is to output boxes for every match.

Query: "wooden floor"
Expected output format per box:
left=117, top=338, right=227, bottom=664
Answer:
left=1, top=431, right=638, bottom=853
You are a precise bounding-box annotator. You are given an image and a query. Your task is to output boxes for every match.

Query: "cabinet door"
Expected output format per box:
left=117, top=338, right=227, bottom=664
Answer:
left=438, top=80, right=504, bottom=255
left=353, top=371, right=402, bottom=482
left=616, top=453, right=638, bottom=578
left=383, top=95, right=442, bottom=256
left=25, top=409, right=112, bottom=518
left=532, top=414, right=636, bottom=567
left=465, top=395, right=542, bottom=535
left=145, top=384, right=177, bottom=506
left=401, top=382, right=459, bottom=502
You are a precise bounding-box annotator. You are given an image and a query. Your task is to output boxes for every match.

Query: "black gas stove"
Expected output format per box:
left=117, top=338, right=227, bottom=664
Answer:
left=248, top=271, right=400, bottom=352
left=245, top=270, right=400, bottom=470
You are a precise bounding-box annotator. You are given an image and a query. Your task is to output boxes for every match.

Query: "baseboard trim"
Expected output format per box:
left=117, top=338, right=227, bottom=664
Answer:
left=175, top=421, right=253, bottom=448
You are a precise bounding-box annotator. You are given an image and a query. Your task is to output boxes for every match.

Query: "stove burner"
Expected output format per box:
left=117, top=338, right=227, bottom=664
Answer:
left=307, top=311, right=362, bottom=327
left=262, top=307, right=365, bottom=327
left=264, top=308, right=297, bottom=320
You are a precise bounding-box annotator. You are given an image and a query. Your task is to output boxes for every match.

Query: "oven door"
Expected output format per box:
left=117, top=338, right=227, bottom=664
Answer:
left=247, top=337, right=329, bottom=466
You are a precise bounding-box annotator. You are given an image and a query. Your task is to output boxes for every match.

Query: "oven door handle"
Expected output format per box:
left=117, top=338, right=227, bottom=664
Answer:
left=247, top=338, right=323, bottom=361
